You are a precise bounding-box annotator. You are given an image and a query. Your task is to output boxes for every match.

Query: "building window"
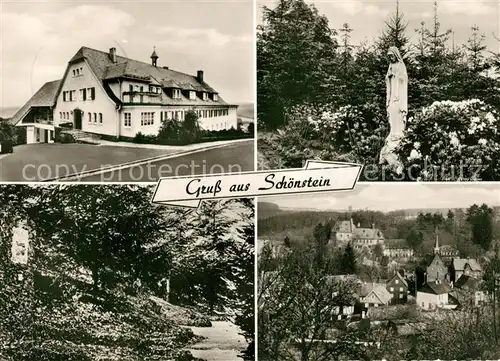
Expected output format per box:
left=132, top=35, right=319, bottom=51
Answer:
left=202, top=92, right=208, bottom=101
left=76, top=69, right=80, bottom=76
left=99, top=113, right=103, bottom=124
left=93, top=113, right=97, bottom=123
left=140, top=112, right=155, bottom=126
left=395, top=280, right=399, bottom=284
left=390, top=287, right=394, bottom=292
left=399, top=287, right=403, bottom=292
left=213, top=93, right=218, bottom=101
left=129, top=84, right=133, bottom=92
left=172, top=89, right=181, bottom=99
left=140, top=86, right=143, bottom=92
left=72, top=70, right=76, bottom=77
left=88, top=112, right=91, bottom=122
left=88, top=87, right=95, bottom=100
left=140, top=95, right=144, bottom=103
left=189, top=91, right=196, bottom=100
left=124, top=113, right=131, bottom=127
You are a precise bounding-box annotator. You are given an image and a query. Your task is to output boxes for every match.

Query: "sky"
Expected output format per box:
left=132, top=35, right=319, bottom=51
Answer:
left=257, top=0, right=500, bottom=53
left=0, top=0, right=254, bottom=109
left=260, top=183, right=500, bottom=212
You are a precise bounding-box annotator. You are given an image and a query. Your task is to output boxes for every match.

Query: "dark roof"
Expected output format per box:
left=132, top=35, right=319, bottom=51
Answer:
left=453, top=258, right=482, bottom=272
left=67, top=46, right=228, bottom=106
left=353, top=227, right=384, bottom=240
left=418, top=281, right=452, bottom=295
left=389, top=271, right=408, bottom=287
left=384, top=239, right=409, bottom=249
left=10, top=80, right=61, bottom=125
left=454, top=275, right=480, bottom=290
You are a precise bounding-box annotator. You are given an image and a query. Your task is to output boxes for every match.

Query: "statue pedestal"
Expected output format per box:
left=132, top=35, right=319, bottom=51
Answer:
left=379, top=135, right=404, bottom=174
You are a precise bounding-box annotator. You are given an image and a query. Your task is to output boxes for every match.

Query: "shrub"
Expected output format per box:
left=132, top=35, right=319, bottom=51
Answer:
left=397, top=99, right=500, bottom=180
left=134, top=132, right=157, bottom=144
left=272, top=102, right=386, bottom=167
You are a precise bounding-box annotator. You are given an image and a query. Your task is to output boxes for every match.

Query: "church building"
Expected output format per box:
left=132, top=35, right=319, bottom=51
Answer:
left=10, top=46, right=238, bottom=143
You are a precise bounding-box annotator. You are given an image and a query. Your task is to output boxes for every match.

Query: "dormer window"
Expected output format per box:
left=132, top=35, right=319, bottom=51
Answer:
left=202, top=92, right=208, bottom=101
left=189, top=91, right=196, bottom=100
left=172, top=89, right=181, bottom=99
left=213, top=93, right=218, bottom=101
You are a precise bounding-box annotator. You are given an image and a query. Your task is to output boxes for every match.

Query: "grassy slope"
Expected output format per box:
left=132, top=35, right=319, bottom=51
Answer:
left=2, top=281, right=210, bottom=361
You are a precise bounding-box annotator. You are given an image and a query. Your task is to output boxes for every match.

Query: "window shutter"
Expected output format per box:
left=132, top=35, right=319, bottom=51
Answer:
left=92, top=88, right=96, bottom=100
left=83, top=89, right=87, bottom=101
left=69, top=91, right=72, bottom=101
left=63, top=92, right=66, bottom=101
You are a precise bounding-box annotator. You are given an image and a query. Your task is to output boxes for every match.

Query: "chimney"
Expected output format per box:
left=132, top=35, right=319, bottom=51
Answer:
left=109, top=47, right=117, bottom=63
left=197, top=70, right=204, bottom=83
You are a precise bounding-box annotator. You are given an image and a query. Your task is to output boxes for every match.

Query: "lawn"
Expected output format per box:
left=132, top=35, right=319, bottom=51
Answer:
left=0, top=143, right=170, bottom=181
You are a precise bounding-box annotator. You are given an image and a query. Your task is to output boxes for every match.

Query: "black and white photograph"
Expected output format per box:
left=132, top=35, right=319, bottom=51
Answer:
left=0, top=185, right=254, bottom=360
left=0, top=1, right=254, bottom=182
left=257, top=0, right=500, bottom=181
left=258, top=182, right=500, bottom=360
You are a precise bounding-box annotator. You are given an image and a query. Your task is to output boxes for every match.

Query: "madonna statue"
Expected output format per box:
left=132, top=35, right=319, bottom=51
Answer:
left=379, top=46, right=408, bottom=171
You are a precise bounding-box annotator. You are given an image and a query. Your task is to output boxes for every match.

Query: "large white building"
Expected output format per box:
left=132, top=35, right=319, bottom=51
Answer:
left=10, top=46, right=238, bottom=143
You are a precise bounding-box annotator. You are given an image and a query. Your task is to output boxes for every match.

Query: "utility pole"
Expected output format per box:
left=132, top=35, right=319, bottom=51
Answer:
left=494, top=271, right=498, bottom=344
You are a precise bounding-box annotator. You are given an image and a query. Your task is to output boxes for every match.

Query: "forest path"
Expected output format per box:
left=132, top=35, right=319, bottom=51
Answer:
left=183, top=321, right=246, bottom=361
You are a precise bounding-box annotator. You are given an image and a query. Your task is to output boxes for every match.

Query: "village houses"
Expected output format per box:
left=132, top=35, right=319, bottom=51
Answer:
left=10, top=46, right=238, bottom=144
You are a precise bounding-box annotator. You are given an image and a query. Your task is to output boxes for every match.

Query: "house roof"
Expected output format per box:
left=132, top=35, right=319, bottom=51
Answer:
left=67, top=46, right=229, bottom=107
left=439, top=245, right=459, bottom=254
left=10, top=79, right=61, bottom=125
left=418, top=281, right=452, bottom=295
left=353, top=227, right=384, bottom=240
left=454, top=275, right=480, bottom=290
left=360, top=283, right=392, bottom=305
left=389, top=271, right=408, bottom=288
left=453, top=258, right=482, bottom=272
left=335, top=220, right=353, bottom=233
left=359, top=283, right=392, bottom=304
left=384, top=239, right=410, bottom=249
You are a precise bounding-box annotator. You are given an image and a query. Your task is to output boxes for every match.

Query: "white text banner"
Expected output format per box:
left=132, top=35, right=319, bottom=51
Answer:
left=152, top=160, right=363, bottom=208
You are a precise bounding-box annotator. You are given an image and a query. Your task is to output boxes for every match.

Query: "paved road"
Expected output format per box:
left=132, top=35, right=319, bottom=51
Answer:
left=184, top=321, right=247, bottom=361
left=77, top=140, right=254, bottom=182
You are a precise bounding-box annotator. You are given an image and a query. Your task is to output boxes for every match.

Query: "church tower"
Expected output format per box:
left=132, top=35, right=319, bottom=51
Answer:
left=433, top=227, right=440, bottom=255
left=150, top=46, right=158, bottom=67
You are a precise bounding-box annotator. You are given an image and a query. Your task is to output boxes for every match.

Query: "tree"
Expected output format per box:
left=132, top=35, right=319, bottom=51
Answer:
left=258, top=242, right=364, bottom=361
left=377, top=0, right=410, bottom=55
left=341, top=243, right=357, bottom=274
left=406, top=227, right=423, bottom=249
left=247, top=122, right=255, bottom=134
left=464, top=25, right=487, bottom=72
left=181, top=109, right=200, bottom=142
left=257, top=0, right=339, bottom=130
left=373, top=243, right=383, bottom=259
left=467, top=204, right=494, bottom=251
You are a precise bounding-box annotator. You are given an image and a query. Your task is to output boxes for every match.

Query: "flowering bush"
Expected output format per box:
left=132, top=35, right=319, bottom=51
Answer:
left=274, top=102, right=387, bottom=168
left=398, top=99, right=500, bottom=180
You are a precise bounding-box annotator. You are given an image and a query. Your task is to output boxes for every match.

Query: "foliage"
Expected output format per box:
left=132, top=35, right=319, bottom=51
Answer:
left=257, top=0, right=500, bottom=178
left=466, top=203, right=494, bottom=251
left=258, top=242, right=364, bottom=361
left=0, top=186, right=254, bottom=360
left=257, top=0, right=339, bottom=130
left=397, top=99, right=500, bottom=180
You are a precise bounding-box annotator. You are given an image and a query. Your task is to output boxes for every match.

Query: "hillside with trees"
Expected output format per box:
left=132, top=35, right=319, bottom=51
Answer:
left=0, top=185, right=254, bottom=361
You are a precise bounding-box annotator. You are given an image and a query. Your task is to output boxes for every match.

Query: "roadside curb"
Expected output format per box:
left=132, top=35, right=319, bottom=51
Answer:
left=43, top=138, right=253, bottom=182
